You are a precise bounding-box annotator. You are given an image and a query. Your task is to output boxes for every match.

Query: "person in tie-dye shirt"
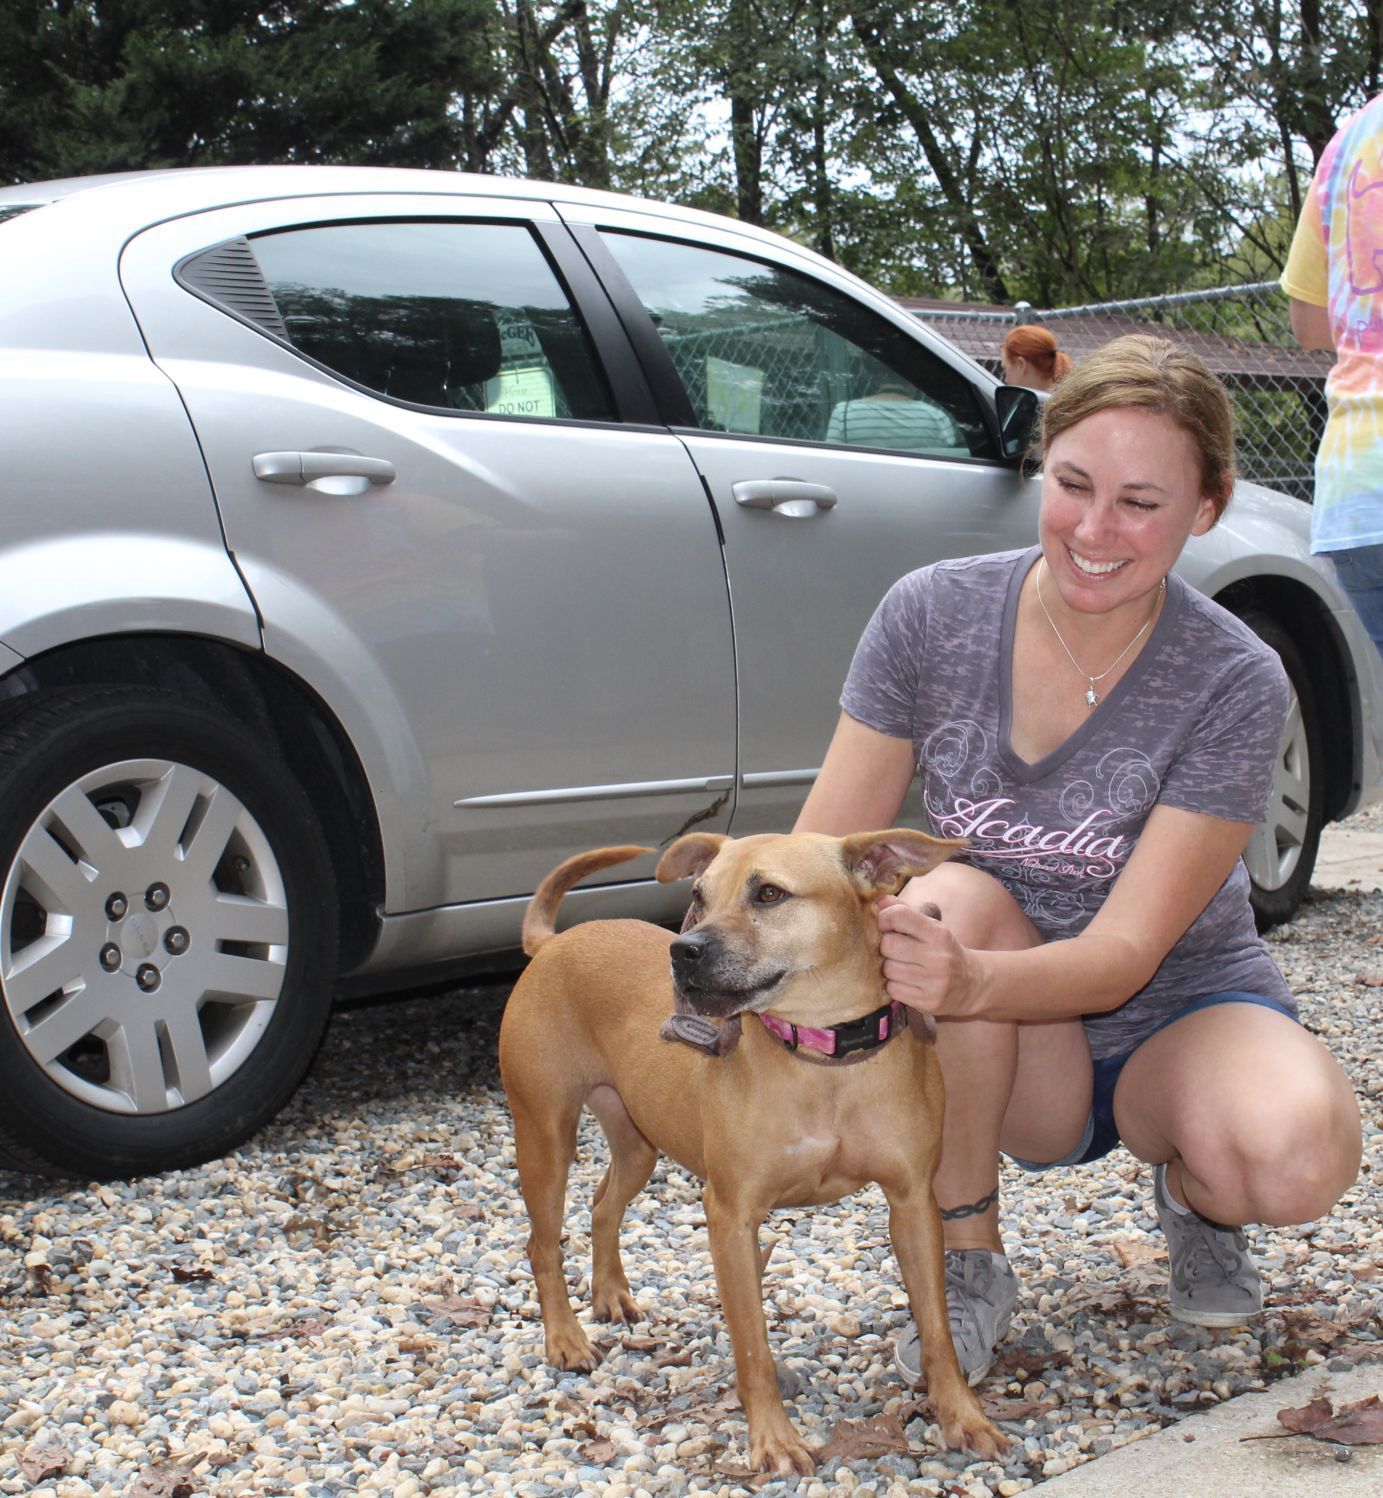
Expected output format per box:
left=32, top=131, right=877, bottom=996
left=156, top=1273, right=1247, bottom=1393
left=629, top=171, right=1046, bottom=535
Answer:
left=1282, top=91, right=1383, bottom=654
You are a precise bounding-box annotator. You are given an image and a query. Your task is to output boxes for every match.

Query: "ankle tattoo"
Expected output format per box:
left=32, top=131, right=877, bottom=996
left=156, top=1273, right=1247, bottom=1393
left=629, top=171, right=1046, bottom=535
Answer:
left=939, top=1186, right=999, bottom=1221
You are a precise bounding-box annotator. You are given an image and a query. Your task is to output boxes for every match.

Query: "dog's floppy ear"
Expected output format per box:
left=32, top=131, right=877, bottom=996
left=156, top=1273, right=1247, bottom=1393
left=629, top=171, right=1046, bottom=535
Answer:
left=839, top=828, right=967, bottom=896
left=656, top=832, right=728, bottom=883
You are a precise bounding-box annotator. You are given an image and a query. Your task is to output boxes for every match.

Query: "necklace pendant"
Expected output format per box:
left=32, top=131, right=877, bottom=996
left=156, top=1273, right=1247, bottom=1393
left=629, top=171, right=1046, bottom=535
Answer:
left=1085, top=683, right=1099, bottom=708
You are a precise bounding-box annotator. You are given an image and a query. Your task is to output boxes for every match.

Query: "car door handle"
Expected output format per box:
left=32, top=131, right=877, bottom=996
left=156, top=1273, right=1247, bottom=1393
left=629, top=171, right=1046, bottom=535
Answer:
left=732, top=479, right=838, bottom=516
left=252, top=451, right=397, bottom=486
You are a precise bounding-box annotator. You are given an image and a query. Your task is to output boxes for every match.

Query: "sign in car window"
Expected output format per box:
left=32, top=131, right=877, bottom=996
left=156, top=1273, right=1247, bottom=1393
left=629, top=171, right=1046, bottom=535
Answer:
left=487, top=364, right=557, bottom=418
left=706, top=356, right=763, bottom=433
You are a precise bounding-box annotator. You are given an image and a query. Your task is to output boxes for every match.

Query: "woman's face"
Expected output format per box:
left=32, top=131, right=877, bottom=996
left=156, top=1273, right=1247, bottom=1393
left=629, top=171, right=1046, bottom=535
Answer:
left=1039, top=406, right=1221, bottom=617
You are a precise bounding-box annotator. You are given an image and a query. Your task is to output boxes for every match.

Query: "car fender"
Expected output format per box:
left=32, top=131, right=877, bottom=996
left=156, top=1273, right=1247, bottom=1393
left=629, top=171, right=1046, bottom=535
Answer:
left=0, top=534, right=261, bottom=658
left=1181, top=494, right=1383, bottom=813
left=229, top=556, right=439, bottom=910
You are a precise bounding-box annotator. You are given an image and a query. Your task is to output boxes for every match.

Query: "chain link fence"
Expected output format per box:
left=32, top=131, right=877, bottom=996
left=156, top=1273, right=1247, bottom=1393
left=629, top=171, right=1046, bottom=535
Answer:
left=915, top=282, right=1332, bottom=503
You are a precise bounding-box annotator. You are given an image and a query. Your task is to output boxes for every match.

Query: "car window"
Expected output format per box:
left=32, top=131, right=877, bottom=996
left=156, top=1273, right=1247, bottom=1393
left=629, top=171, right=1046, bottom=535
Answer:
left=599, top=231, right=996, bottom=459
left=247, top=220, right=616, bottom=421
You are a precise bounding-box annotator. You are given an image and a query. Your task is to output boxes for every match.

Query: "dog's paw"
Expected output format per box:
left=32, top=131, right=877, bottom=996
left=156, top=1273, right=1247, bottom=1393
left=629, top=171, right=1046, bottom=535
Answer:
left=939, top=1410, right=1008, bottom=1460
left=544, top=1327, right=601, bottom=1372
left=749, top=1428, right=817, bottom=1476
left=591, top=1284, right=643, bottom=1325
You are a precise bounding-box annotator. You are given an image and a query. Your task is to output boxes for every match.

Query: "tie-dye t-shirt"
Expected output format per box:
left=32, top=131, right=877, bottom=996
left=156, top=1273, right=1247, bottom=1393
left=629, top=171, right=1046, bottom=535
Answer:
left=1281, top=93, right=1383, bottom=552
left=840, top=548, right=1295, bottom=1061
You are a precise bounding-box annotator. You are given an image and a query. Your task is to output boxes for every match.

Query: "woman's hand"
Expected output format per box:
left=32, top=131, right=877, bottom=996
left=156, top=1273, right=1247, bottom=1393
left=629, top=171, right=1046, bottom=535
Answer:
left=875, top=893, right=987, bottom=1018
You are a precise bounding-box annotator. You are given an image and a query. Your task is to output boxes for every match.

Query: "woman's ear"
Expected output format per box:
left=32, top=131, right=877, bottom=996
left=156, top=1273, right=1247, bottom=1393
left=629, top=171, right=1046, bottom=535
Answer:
left=1192, top=480, right=1230, bottom=535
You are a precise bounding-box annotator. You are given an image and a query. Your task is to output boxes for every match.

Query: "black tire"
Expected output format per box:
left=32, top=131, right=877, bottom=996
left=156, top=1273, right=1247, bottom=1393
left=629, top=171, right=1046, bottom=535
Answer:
left=0, top=686, right=338, bottom=1179
left=1237, top=613, right=1324, bottom=931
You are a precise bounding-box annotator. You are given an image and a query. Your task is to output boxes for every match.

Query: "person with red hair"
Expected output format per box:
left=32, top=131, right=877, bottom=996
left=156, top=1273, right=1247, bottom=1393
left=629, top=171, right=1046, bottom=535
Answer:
left=1002, top=325, right=1072, bottom=392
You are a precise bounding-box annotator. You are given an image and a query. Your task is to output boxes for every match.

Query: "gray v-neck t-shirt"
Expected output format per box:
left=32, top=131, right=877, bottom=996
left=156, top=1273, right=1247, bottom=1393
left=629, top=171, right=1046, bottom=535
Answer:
left=840, top=547, right=1296, bottom=1060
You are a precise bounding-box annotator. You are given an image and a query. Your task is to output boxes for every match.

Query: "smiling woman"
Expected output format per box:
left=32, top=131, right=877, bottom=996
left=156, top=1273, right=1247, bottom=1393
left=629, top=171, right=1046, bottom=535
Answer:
left=796, top=334, right=1364, bottom=1391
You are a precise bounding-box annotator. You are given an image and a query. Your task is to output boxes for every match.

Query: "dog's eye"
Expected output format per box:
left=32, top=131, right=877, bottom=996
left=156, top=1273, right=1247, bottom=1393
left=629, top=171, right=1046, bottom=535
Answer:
left=755, top=884, right=787, bottom=904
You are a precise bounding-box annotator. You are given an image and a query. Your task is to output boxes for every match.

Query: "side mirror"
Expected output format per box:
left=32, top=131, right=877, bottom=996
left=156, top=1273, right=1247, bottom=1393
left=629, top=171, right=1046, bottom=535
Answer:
left=994, top=383, right=1042, bottom=462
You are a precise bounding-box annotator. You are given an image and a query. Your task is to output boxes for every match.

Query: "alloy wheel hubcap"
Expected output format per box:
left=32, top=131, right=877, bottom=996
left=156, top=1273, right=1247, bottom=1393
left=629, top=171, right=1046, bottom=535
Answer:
left=0, top=758, right=289, bottom=1114
left=1242, top=689, right=1310, bottom=894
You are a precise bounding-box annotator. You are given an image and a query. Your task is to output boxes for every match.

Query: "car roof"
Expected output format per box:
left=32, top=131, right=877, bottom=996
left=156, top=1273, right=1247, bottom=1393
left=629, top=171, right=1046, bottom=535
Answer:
left=0, top=164, right=796, bottom=257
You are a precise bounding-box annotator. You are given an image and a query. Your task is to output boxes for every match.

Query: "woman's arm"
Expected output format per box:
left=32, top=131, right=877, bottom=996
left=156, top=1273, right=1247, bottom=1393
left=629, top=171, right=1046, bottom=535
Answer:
left=877, top=803, right=1254, bottom=1021
left=794, top=711, right=918, bottom=835
left=1288, top=295, right=1335, bottom=352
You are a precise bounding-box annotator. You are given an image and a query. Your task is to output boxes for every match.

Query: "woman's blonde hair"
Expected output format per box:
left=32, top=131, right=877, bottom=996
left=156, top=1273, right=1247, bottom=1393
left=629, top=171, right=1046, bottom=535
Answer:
left=1040, top=334, right=1237, bottom=521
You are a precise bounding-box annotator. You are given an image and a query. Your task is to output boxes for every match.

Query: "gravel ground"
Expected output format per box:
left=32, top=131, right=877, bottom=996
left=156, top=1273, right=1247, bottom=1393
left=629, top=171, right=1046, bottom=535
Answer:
left=2, top=854, right=1380, bottom=1497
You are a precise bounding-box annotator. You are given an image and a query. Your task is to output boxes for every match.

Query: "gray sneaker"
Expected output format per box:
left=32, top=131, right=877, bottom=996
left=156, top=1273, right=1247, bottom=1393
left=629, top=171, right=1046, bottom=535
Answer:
left=1154, top=1164, right=1263, bottom=1326
left=894, top=1249, right=1017, bottom=1387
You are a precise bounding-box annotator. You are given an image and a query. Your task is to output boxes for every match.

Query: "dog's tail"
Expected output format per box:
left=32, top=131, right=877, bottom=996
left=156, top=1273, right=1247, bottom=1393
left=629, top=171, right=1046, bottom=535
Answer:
left=522, top=845, right=655, bottom=956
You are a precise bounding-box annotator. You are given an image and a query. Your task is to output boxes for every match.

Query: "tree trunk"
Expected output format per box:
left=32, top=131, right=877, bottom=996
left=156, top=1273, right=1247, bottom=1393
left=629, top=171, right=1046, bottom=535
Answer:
left=851, top=11, right=1010, bottom=303
left=727, top=0, right=764, bottom=223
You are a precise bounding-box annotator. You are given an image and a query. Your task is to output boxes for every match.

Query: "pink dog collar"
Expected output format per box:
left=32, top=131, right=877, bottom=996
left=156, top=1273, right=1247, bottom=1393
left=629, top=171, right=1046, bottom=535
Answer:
left=758, top=1000, right=908, bottom=1060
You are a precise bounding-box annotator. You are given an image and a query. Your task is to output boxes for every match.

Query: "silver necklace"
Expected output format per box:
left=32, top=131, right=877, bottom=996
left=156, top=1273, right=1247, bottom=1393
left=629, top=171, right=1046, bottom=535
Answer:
left=1035, top=559, right=1165, bottom=709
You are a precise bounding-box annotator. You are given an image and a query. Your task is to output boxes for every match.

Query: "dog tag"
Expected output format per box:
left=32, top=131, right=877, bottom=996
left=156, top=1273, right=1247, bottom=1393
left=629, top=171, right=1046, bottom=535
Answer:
left=660, top=1012, right=742, bottom=1056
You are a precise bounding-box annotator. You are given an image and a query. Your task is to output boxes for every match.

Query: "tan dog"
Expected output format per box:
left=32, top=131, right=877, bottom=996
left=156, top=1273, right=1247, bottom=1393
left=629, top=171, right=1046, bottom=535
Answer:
left=498, top=829, right=1007, bottom=1475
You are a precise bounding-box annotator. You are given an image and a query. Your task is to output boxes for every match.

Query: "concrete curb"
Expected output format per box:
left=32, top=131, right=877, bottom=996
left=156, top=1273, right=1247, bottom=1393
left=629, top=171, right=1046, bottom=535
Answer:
left=1031, top=1359, right=1382, bottom=1494
left=1312, top=824, right=1383, bottom=892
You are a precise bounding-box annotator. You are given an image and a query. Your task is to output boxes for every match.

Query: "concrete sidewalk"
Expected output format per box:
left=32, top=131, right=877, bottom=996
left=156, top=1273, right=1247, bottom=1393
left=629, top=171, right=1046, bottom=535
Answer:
left=1312, top=820, right=1383, bottom=893
left=1035, top=1360, right=1382, bottom=1496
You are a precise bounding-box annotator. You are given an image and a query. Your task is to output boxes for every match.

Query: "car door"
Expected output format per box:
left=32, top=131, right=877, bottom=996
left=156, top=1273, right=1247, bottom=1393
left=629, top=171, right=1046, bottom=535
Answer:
left=562, top=206, right=1043, bottom=833
left=119, top=194, right=737, bottom=914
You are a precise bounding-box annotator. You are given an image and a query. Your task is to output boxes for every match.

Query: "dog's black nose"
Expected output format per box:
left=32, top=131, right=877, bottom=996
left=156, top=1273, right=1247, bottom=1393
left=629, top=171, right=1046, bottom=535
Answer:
left=670, top=931, right=710, bottom=969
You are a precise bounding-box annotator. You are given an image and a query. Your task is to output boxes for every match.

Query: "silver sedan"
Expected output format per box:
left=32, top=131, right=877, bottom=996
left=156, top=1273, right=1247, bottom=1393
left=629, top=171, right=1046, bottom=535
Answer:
left=0, top=165, right=1376, bottom=1177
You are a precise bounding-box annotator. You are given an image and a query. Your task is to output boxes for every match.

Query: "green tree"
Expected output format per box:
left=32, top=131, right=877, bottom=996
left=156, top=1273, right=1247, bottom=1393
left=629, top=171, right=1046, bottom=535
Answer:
left=0, top=0, right=500, bottom=182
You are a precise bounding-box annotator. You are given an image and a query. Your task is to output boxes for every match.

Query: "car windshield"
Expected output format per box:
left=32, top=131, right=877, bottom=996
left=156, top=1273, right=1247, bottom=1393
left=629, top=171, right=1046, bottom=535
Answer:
left=0, top=205, right=40, bottom=225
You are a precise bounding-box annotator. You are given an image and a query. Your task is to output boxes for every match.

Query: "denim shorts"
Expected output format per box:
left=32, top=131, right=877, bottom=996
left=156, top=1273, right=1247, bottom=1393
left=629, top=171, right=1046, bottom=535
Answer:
left=1007, top=991, right=1299, bottom=1172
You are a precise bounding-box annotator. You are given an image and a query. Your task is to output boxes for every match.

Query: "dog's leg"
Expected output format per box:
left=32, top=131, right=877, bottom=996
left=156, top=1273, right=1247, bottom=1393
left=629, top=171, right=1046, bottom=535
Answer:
left=705, top=1183, right=816, bottom=1476
left=886, top=1184, right=1007, bottom=1459
left=586, top=1084, right=657, bottom=1324
left=509, top=1095, right=601, bottom=1371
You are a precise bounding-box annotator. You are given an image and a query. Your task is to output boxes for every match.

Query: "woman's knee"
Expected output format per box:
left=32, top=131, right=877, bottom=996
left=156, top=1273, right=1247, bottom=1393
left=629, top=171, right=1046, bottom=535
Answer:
left=897, top=862, right=1040, bottom=951
left=1181, top=1078, right=1362, bottom=1225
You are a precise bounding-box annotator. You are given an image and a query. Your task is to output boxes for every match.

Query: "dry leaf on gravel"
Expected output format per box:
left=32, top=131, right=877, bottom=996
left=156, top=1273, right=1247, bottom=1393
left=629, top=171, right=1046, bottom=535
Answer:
left=127, top=1465, right=195, bottom=1498
left=814, top=1412, right=915, bottom=1465
left=275, top=1317, right=327, bottom=1340
left=985, top=1396, right=1062, bottom=1420
left=423, top=1293, right=489, bottom=1327
left=1275, top=1393, right=1383, bottom=1445
left=19, top=1443, right=69, bottom=1482
left=282, top=1214, right=333, bottom=1246
left=1110, top=1237, right=1166, bottom=1268
left=169, top=1265, right=214, bottom=1283
left=578, top=1438, right=619, bottom=1463
left=988, top=1348, right=1069, bottom=1382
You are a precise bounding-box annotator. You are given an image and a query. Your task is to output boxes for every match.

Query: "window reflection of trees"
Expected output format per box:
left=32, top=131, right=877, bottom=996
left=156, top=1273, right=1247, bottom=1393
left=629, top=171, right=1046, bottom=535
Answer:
left=266, top=283, right=613, bottom=422
left=270, top=285, right=503, bottom=410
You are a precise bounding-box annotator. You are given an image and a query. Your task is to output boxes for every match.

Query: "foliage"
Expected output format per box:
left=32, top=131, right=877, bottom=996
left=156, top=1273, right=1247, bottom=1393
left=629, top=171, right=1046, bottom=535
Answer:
left=2, top=0, right=1381, bottom=305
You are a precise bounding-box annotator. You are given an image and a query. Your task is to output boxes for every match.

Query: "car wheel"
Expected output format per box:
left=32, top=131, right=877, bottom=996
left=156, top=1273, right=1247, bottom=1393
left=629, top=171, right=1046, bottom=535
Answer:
left=1237, top=613, right=1324, bottom=930
left=0, top=687, right=338, bottom=1178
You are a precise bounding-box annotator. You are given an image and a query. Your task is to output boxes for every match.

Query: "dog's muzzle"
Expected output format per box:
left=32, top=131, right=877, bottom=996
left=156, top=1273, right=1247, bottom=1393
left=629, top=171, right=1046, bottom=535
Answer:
left=668, top=930, right=784, bottom=1017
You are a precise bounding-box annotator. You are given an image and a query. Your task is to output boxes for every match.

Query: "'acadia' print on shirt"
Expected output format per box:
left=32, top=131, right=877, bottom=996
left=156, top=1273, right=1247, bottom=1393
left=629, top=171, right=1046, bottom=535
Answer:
left=922, top=720, right=1162, bottom=914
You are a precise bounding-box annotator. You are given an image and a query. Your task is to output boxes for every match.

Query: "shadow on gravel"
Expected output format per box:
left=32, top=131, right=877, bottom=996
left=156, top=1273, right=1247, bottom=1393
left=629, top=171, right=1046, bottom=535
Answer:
left=281, top=978, right=516, bottom=1126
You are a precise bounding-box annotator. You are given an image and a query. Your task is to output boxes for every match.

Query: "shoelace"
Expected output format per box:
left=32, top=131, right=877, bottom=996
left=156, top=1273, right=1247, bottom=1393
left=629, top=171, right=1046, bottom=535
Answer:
left=1178, top=1221, right=1251, bottom=1284
left=943, top=1253, right=996, bottom=1332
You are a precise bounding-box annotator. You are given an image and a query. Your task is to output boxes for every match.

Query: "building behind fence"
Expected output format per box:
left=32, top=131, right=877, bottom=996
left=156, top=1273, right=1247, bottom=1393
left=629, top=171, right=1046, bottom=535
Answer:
left=905, top=283, right=1333, bottom=503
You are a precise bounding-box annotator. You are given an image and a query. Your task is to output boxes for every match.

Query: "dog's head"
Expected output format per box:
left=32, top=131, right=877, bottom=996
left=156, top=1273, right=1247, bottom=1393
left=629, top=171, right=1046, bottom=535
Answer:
left=656, top=828, right=963, bottom=1023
